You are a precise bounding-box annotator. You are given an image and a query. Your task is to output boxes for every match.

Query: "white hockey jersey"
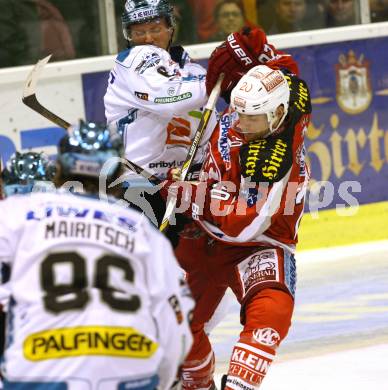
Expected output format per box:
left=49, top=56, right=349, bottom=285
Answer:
left=0, top=191, right=194, bottom=390
left=104, top=45, right=217, bottom=178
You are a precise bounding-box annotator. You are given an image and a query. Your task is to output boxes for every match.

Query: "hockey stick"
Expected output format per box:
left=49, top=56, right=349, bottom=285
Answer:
left=0, top=159, right=4, bottom=200
left=159, top=73, right=224, bottom=232
left=23, top=55, right=71, bottom=129
left=123, top=160, right=161, bottom=186
left=22, top=55, right=160, bottom=185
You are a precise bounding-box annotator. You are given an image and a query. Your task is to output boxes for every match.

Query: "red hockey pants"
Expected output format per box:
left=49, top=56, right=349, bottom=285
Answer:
left=175, top=235, right=296, bottom=390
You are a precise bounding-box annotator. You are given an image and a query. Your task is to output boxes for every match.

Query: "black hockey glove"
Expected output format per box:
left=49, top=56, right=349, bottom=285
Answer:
left=165, top=213, right=192, bottom=249
left=170, top=45, right=190, bottom=68
left=185, top=163, right=202, bottom=181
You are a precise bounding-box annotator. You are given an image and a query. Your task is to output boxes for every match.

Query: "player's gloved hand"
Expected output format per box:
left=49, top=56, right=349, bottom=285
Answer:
left=167, top=168, right=181, bottom=181
left=165, top=213, right=192, bottom=248
left=206, top=27, right=269, bottom=102
left=159, top=180, right=194, bottom=248
left=185, top=163, right=202, bottom=181
left=166, top=163, right=202, bottom=182
left=170, top=45, right=190, bottom=68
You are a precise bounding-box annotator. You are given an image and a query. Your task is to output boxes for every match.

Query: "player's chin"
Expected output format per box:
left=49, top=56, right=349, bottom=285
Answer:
left=243, top=132, right=268, bottom=142
left=243, top=134, right=257, bottom=142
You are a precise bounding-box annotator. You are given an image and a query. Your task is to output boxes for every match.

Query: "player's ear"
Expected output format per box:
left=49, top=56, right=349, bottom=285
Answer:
left=276, top=104, right=285, bottom=118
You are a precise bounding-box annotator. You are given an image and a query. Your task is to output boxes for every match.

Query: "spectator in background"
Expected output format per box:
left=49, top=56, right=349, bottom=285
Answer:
left=241, top=0, right=259, bottom=25
left=319, top=0, right=358, bottom=27
left=171, top=0, right=198, bottom=44
left=49, top=0, right=105, bottom=58
left=187, top=0, right=218, bottom=42
left=0, top=0, right=75, bottom=68
left=0, top=0, right=32, bottom=67
left=255, top=0, right=275, bottom=31
left=267, top=0, right=312, bottom=34
left=210, top=0, right=253, bottom=42
left=35, top=0, right=75, bottom=59
left=369, top=0, right=388, bottom=22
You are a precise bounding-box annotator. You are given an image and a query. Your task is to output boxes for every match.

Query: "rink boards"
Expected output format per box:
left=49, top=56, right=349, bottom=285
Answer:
left=1, top=23, right=388, bottom=211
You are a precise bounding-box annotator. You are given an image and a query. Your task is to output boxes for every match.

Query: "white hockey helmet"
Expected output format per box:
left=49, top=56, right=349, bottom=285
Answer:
left=230, top=65, right=290, bottom=134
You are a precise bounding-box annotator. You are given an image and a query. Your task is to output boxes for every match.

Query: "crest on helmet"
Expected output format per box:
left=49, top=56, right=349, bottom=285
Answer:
left=125, top=0, right=136, bottom=12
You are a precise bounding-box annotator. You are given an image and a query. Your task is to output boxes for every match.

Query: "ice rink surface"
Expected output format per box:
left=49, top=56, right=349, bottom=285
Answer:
left=210, top=241, right=388, bottom=389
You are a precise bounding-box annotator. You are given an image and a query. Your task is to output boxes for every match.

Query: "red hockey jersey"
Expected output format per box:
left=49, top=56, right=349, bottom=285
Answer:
left=179, top=72, right=312, bottom=253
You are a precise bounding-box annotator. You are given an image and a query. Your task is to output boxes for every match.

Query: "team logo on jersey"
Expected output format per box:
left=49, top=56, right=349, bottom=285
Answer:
left=148, top=160, right=184, bottom=169
left=135, top=52, right=161, bottom=74
left=242, top=139, right=267, bottom=178
left=24, top=326, right=158, bottom=361
left=284, top=74, right=311, bottom=116
left=135, top=91, right=149, bottom=101
left=218, top=113, right=231, bottom=170
left=336, top=50, right=372, bottom=115
left=201, top=153, right=221, bottom=182
left=154, top=92, right=192, bottom=104
left=253, top=328, right=280, bottom=347
left=240, top=177, right=262, bottom=208
left=240, top=137, right=291, bottom=183
left=239, top=250, right=279, bottom=295
left=167, top=87, right=176, bottom=96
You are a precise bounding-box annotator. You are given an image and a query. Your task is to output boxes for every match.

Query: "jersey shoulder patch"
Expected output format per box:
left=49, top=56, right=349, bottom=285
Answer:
left=240, top=136, right=293, bottom=183
left=130, top=45, right=165, bottom=74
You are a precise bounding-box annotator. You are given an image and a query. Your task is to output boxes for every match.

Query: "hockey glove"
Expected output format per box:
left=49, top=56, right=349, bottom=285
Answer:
left=206, top=27, right=267, bottom=99
left=206, top=27, right=299, bottom=102
left=166, top=163, right=202, bottom=182
left=170, top=45, right=190, bottom=68
left=165, top=213, right=192, bottom=248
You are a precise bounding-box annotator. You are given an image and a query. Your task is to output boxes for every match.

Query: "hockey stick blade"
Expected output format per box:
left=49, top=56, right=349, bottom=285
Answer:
left=159, top=73, right=224, bottom=232
left=22, top=55, right=71, bottom=129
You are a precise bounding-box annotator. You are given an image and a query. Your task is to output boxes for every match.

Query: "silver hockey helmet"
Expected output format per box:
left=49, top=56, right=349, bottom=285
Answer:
left=122, top=0, right=175, bottom=41
left=57, top=120, right=123, bottom=180
left=1, top=151, right=55, bottom=196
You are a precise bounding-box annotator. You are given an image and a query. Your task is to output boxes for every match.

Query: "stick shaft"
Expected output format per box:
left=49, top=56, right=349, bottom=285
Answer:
left=159, top=73, right=224, bottom=232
